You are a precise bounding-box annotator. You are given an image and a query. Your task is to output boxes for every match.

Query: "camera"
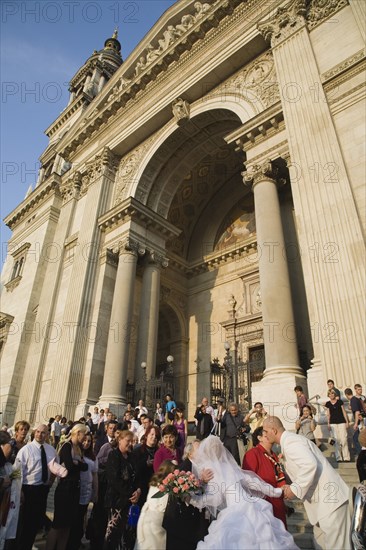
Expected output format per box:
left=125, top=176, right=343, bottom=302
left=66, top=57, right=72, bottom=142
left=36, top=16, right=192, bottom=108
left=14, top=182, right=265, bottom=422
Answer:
left=328, top=437, right=335, bottom=445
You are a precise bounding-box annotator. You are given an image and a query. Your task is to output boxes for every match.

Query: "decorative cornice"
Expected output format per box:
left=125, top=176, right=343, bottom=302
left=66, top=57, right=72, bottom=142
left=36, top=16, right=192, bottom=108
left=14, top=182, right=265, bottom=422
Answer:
left=225, top=102, right=284, bottom=151
left=0, top=312, right=15, bottom=340
left=307, top=0, right=349, bottom=30
left=59, top=171, right=82, bottom=204
left=4, top=175, right=61, bottom=230
left=98, top=196, right=181, bottom=241
left=321, top=48, right=365, bottom=84
left=59, top=0, right=243, bottom=159
left=11, top=242, right=31, bottom=259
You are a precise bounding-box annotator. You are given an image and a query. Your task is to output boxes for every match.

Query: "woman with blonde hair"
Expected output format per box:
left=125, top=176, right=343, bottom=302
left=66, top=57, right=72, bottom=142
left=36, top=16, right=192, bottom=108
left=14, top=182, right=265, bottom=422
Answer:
left=46, top=423, right=88, bottom=550
left=9, top=420, right=30, bottom=463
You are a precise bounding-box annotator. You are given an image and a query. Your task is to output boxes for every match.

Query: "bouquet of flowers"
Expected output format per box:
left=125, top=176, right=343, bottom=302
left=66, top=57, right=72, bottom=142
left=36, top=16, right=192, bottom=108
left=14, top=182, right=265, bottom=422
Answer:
left=152, top=469, right=203, bottom=501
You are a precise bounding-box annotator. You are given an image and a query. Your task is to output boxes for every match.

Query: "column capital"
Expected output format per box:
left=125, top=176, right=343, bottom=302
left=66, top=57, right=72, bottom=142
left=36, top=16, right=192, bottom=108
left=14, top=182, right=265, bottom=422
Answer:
left=148, top=250, right=169, bottom=268
left=258, top=0, right=307, bottom=47
left=242, top=160, right=285, bottom=189
left=114, top=237, right=146, bottom=257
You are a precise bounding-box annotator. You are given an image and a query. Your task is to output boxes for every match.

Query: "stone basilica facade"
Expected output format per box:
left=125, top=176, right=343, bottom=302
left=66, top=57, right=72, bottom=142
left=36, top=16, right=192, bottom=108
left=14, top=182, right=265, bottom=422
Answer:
left=1, top=0, right=365, bottom=426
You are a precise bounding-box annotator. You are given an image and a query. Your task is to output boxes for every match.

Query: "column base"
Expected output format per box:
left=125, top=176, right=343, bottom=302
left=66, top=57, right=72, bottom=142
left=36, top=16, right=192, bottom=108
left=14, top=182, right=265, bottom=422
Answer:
left=251, top=371, right=307, bottom=430
left=97, top=397, right=127, bottom=420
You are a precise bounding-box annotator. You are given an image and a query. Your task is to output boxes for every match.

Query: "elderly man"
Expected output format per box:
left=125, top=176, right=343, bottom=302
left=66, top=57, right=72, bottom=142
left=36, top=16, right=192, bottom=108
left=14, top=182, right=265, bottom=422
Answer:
left=15, top=423, right=57, bottom=550
left=218, top=402, right=245, bottom=464
left=263, top=416, right=350, bottom=550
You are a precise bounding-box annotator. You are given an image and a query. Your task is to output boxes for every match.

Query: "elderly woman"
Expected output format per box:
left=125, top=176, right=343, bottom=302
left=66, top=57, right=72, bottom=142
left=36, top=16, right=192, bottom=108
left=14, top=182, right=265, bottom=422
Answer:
left=153, top=425, right=181, bottom=472
left=132, top=425, right=161, bottom=508
left=242, top=426, right=287, bottom=527
left=9, top=420, right=30, bottom=464
left=46, top=423, right=88, bottom=550
left=104, top=430, right=141, bottom=550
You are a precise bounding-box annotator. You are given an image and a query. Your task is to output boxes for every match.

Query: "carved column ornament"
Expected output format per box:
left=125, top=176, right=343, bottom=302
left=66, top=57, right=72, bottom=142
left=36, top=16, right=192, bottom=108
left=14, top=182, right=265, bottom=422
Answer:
left=115, top=237, right=146, bottom=257
left=242, top=161, right=285, bottom=189
left=149, top=250, right=169, bottom=268
left=258, top=0, right=307, bottom=47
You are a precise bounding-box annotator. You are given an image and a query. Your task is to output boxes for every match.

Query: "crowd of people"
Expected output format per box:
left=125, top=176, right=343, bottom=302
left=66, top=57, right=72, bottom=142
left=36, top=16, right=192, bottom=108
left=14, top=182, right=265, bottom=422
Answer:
left=0, top=382, right=365, bottom=550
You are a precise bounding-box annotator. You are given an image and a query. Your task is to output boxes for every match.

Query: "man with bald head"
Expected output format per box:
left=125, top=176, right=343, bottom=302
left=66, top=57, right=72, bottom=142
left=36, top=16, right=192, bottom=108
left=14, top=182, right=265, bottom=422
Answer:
left=15, top=423, right=57, bottom=550
left=263, top=416, right=351, bottom=550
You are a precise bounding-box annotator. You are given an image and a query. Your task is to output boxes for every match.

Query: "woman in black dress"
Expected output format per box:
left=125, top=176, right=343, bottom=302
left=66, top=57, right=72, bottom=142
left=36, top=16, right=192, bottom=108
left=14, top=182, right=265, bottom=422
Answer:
left=46, top=423, right=88, bottom=550
left=104, top=430, right=141, bottom=550
left=131, top=425, right=161, bottom=508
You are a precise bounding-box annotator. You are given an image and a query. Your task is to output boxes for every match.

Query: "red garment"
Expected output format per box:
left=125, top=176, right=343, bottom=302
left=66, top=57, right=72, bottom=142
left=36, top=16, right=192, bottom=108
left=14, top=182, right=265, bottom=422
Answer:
left=242, top=444, right=287, bottom=527
left=153, top=445, right=182, bottom=472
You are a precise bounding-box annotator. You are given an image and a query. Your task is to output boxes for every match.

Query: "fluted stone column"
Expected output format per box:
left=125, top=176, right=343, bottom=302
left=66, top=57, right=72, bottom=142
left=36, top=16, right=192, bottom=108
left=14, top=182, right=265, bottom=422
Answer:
left=258, top=0, right=365, bottom=391
left=99, top=239, right=141, bottom=407
left=136, top=252, right=168, bottom=380
left=243, top=161, right=303, bottom=379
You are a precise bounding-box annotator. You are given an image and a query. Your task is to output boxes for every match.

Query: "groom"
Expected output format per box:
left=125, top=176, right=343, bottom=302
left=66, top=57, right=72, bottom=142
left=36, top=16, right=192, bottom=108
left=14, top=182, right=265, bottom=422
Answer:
left=263, top=416, right=351, bottom=550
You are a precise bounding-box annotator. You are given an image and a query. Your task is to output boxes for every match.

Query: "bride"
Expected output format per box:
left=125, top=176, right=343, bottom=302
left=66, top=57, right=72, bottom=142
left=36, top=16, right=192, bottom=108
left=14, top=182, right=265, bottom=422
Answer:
left=191, top=436, right=299, bottom=550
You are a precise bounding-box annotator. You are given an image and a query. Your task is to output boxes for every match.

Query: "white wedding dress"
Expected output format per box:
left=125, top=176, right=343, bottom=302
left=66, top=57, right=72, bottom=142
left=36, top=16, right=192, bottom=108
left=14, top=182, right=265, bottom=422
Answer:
left=191, top=436, right=299, bottom=550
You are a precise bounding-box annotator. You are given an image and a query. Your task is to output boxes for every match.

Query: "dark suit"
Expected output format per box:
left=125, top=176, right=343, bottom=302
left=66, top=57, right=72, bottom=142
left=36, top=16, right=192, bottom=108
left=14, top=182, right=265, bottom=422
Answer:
left=194, top=408, right=213, bottom=440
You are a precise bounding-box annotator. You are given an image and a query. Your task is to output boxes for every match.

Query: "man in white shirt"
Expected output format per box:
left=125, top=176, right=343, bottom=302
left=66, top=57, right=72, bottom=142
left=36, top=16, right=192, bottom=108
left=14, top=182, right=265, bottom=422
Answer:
left=15, top=424, right=57, bottom=550
left=135, top=399, right=148, bottom=419
left=50, top=414, right=62, bottom=448
left=91, top=406, right=100, bottom=433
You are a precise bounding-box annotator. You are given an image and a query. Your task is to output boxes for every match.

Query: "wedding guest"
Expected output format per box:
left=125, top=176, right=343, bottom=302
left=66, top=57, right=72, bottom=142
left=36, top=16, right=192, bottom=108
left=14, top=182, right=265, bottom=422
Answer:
left=345, top=387, right=364, bottom=455
left=294, top=385, right=308, bottom=415
left=46, top=423, right=88, bottom=550
left=324, top=389, right=350, bottom=462
left=244, top=402, right=268, bottom=449
left=263, top=417, right=351, bottom=550
left=135, top=460, right=175, bottom=550
left=67, top=431, right=98, bottom=549
left=356, top=428, right=366, bottom=482
left=163, top=441, right=213, bottom=550
left=135, top=399, right=148, bottom=419
left=165, top=394, right=177, bottom=423
left=153, top=425, right=181, bottom=472
left=295, top=405, right=316, bottom=442
left=218, top=402, right=245, bottom=464
left=242, top=426, right=287, bottom=527
left=15, top=424, right=57, bottom=550
left=136, top=415, right=153, bottom=443
left=194, top=404, right=213, bottom=441
left=327, top=379, right=341, bottom=399
left=0, top=430, right=21, bottom=549
left=173, top=409, right=187, bottom=455
left=94, top=419, right=118, bottom=454
left=9, top=420, right=30, bottom=463
left=153, top=402, right=165, bottom=426
left=132, top=425, right=161, bottom=507
left=104, top=430, right=141, bottom=550
left=50, top=415, right=62, bottom=448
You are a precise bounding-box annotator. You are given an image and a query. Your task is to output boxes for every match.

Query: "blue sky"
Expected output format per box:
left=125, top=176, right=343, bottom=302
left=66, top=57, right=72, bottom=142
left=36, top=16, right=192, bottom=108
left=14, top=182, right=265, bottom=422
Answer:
left=1, top=0, right=176, bottom=266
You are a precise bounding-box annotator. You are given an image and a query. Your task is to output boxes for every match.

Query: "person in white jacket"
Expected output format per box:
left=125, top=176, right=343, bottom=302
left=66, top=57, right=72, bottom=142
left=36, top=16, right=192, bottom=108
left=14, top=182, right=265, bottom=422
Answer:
left=263, top=416, right=351, bottom=550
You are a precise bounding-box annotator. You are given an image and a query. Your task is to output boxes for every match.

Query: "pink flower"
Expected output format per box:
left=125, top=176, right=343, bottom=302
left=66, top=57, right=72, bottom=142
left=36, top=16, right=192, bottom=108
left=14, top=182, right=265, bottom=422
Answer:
left=178, top=477, right=185, bottom=485
left=158, top=484, right=165, bottom=492
left=174, top=469, right=180, bottom=475
left=163, top=479, right=169, bottom=485
left=183, top=483, right=189, bottom=491
left=173, top=487, right=179, bottom=493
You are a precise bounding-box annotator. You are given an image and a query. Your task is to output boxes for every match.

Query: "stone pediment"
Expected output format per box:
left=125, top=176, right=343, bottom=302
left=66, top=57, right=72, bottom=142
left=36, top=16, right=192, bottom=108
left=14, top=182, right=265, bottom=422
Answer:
left=58, top=0, right=243, bottom=160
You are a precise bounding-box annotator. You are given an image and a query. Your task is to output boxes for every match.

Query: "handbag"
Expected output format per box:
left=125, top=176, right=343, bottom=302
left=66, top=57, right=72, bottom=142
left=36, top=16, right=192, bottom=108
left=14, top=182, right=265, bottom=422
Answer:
left=127, top=504, right=140, bottom=527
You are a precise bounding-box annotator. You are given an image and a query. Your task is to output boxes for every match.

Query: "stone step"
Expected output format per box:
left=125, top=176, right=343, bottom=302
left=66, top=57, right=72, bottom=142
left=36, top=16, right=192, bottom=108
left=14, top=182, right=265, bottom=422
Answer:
left=287, top=517, right=313, bottom=534
left=292, top=532, right=316, bottom=549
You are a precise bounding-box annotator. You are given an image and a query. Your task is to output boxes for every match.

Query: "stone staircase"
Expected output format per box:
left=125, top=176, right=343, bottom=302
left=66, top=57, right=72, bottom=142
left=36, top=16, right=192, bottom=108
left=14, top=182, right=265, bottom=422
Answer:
left=287, top=441, right=360, bottom=550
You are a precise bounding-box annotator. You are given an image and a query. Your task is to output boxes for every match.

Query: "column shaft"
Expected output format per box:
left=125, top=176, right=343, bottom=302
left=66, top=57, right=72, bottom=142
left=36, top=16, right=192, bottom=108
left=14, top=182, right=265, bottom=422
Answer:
left=249, top=168, right=302, bottom=378
left=136, top=259, right=161, bottom=380
left=100, top=247, right=138, bottom=404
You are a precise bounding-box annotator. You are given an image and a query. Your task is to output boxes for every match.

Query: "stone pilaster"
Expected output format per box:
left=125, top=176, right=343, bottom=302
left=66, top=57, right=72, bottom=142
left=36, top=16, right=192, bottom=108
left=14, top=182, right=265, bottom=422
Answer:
left=99, top=238, right=143, bottom=408
left=349, top=0, right=366, bottom=41
left=136, top=252, right=168, bottom=380
left=258, top=0, right=365, bottom=391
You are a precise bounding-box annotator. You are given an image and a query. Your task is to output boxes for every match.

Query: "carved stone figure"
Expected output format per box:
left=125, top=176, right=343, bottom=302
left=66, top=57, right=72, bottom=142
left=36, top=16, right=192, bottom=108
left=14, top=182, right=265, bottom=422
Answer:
left=194, top=2, right=211, bottom=19
left=135, top=55, right=147, bottom=76
left=172, top=98, right=190, bottom=124
left=146, top=43, right=160, bottom=64
left=158, top=25, right=180, bottom=52
left=175, top=13, right=195, bottom=34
